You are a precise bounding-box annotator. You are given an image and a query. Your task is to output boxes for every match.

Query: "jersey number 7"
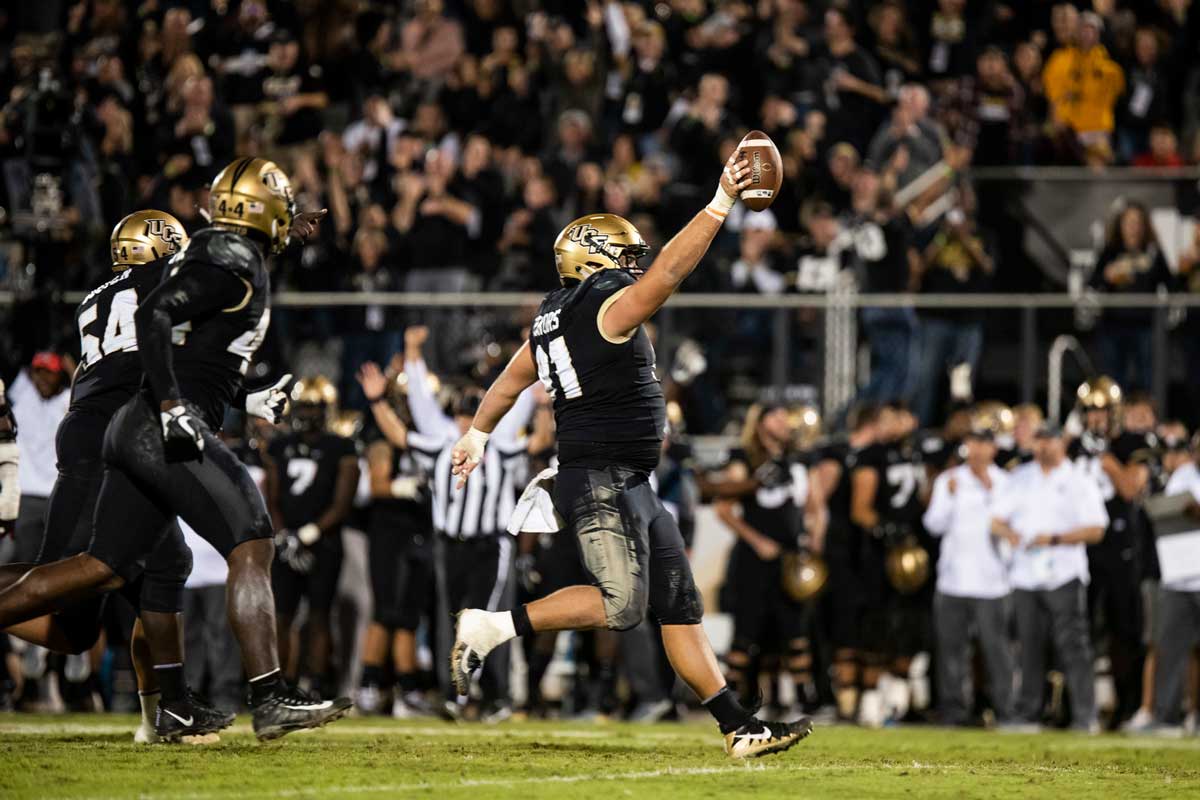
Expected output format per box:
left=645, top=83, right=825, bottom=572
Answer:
left=534, top=337, right=582, bottom=400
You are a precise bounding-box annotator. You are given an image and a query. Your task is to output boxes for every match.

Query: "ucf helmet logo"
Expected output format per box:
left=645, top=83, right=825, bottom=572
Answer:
left=566, top=224, right=621, bottom=262
left=144, top=218, right=183, bottom=254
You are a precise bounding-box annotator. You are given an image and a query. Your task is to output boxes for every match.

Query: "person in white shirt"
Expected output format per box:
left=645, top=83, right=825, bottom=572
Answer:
left=1149, top=441, right=1200, bottom=731
left=988, top=424, right=1108, bottom=734
left=923, top=427, right=1014, bottom=726
left=991, top=422, right=1108, bottom=731
left=4, top=355, right=71, bottom=565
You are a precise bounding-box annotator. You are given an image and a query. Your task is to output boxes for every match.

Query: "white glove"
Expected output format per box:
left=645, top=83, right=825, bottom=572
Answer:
left=297, top=523, right=321, bottom=546
left=0, top=441, right=19, bottom=531
left=160, top=404, right=206, bottom=462
left=245, top=373, right=292, bottom=424
left=390, top=476, right=421, bottom=499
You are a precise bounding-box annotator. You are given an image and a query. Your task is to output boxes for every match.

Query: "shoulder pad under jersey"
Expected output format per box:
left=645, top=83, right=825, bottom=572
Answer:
left=173, top=227, right=264, bottom=281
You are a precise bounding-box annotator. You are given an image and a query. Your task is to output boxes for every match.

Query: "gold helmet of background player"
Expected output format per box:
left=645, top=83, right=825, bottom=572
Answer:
left=110, top=210, right=188, bottom=271
left=972, top=400, right=1014, bottom=436
left=209, top=157, right=296, bottom=254
left=289, top=376, right=338, bottom=433
left=1077, top=375, right=1123, bottom=411
left=886, top=535, right=930, bottom=594
left=554, top=213, right=650, bottom=285
left=788, top=405, right=822, bottom=449
left=781, top=551, right=829, bottom=602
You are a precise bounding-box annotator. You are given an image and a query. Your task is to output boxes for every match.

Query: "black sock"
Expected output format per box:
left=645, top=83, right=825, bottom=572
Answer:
left=361, top=665, right=384, bottom=688
left=396, top=672, right=418, bottom=693
left=249, top=669, right=286, bottom=706
left=512, top=605, right=535, bottom=638
left=703, top=685, right=754, bottom=734
left=153, top=664, right=186, bottom=704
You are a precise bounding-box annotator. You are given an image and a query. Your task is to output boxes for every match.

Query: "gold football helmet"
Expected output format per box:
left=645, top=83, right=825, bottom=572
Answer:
left=1077, top=375, right=1122, bottom=411
left=886, top=536, right=930, bottom=594
left=209, top=157, right=296, bottom=253
left=289, top=376, right=338, bottom=433
left=972, top=400, right=1014, bottom=436
left=554, top=213, right=650, bottom=285
left=788, top=405, right=822, bottom=449
left=781, top=551, right=829, bottom=602
left=110, top=210, right=188, bottom=270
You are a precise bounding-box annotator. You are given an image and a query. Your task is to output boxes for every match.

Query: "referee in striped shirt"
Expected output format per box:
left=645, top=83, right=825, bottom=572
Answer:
left=385, top=326, right=534, bottom=717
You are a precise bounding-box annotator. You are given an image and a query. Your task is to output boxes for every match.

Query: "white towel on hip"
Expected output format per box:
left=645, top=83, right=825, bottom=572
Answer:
left=507, top=466, right=564, bottom=534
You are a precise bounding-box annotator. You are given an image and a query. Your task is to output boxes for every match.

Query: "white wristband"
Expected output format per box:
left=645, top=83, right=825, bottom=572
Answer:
left=705, top=186, right=736, bottom=222
left=297, top=523, right=321, bottom=546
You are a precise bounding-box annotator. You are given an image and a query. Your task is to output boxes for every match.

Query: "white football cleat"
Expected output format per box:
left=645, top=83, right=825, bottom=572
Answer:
left=450, top=609, right=510, bottom=696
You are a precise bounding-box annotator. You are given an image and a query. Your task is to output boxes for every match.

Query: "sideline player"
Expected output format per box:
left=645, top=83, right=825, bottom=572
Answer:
left=0, top=158, right=350, bottom=740
left=447, top=150, right=813, bottom=757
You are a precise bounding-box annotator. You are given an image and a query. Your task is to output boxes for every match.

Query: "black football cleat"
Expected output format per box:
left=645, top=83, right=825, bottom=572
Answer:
left=724, top=716, right=814, bottom=759
left=252, top=684, right=352, bottom=741
left=155, top=690, right=237, bottom=742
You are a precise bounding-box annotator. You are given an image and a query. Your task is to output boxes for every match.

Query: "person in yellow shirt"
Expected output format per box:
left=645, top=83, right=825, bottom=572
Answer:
left=1042, top=12, right=1125, bottom=142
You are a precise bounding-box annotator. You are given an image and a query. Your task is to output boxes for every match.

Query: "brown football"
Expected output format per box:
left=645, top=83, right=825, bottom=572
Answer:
left=736, top=130, right=783, bottom=212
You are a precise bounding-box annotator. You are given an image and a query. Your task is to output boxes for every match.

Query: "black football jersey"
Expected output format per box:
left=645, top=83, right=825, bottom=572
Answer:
left=727, top=448, right=806, bottom=546
left=73, top=261, right=170, bottom=415
left=858, top=440, right=925, bottom=529
left=530, top=269, right=666, bottom=472
left=1068, top=431, right=1116, bottom=503
left=267, top=432, right=357, bottom=529
left=164, top=228, right=271, bottom=428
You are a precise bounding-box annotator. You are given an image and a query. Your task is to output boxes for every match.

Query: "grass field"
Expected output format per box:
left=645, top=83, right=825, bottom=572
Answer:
left=1, top=714, right=1197, bottom=799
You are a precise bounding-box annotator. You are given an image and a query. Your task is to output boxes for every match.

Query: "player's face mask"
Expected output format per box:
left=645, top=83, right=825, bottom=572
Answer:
left=290, top=403, right=326, bottom=434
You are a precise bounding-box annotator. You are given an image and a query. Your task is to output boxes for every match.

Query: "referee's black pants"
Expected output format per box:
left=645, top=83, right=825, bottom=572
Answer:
left=433, top=533, right=514, bottom=704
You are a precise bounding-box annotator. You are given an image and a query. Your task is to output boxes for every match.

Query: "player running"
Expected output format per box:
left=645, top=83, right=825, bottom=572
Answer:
left=0, top=158, right=350, bottom=740
left=447, top=150, right=813, bottom=758
left=0, top=211, right=289, bottom=741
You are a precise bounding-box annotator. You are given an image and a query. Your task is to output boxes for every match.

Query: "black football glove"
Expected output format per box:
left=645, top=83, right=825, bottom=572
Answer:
left=160, top=402, right=208, bottom=463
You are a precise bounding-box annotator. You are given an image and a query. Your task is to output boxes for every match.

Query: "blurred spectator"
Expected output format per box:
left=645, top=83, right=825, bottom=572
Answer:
left=913, top=206, right=993, bottom=426
left=1116, top=27, right=1170, bottom=163
left=1089, top=202, right=1176, bottom=391
left=340, top=228, right=404, bottom=407
left=1043, top=12, right=1125, bottom=154
left=924, top=0, right=977, bottom=89
left=866, top=0, right=921, bottom=97
left=3, top=355, right=70, bottom=565
left=342, top=93, right=406, bottom=186
left=619, top=22, right=675, bottom=150
left=847, top=171, right=918, bottom=406
left=813, top=7, right=886, bottom=157
left=398, top=0, right=465, bottom=83
left=945, top=47, right=1028, bottom=166
left=866, top=84, right=944, bottom=190
left=670, top=73, right=737, bottom=188
left=1131, top=124, right=1184, bottom=167
left=812, top=142, right=860, bottom=215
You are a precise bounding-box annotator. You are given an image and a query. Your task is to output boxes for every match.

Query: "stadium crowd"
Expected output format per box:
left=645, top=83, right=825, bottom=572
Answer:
left=2, top=0, right=1200, bottom=737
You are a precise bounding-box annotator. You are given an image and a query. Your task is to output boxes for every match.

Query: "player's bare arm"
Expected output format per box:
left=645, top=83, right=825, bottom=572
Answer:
left=600, top=151, right=752, bottom=340
left=451, top=339, right=538, bottom=486
left=849, top=466, right=881, bottom=531
left=358, top=361, right=409, bottom=449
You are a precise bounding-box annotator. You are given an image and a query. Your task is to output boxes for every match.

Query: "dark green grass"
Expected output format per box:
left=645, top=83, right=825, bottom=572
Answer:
left=1, top=714, right=1196, bottom=799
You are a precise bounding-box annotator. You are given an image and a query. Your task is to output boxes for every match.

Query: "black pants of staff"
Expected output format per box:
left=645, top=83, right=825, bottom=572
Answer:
left=434, top=534, right=514, bottom=706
